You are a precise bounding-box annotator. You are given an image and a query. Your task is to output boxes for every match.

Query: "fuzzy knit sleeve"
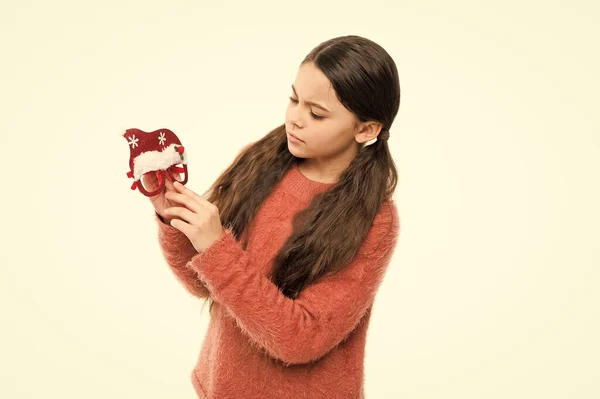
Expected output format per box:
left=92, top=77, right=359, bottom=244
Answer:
left=153, top=142, right=256, bottom=299
left=186, top=202, right=400, bottom=365
left=155, top=212, right=210, bottom=299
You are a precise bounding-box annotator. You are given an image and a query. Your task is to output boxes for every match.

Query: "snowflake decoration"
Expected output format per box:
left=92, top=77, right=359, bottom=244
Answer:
left=128, top=134, right=139, bottom=148
left=158, top=132, right=166, bottom=146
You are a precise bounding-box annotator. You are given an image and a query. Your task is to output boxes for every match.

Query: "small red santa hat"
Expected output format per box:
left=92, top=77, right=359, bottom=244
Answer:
left=123, top=128, right=188, bottom=182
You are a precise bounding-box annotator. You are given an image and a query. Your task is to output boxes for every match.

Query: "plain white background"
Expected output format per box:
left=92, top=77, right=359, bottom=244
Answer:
left=1, top=1, right=598, bottom=398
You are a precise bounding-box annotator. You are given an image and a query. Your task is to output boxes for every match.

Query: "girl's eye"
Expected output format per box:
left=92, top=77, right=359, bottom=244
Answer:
left=288, top=97, right=324, bottom=120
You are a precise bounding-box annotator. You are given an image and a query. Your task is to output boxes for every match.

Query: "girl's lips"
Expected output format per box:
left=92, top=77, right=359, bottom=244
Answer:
left=287, top=131, right=304, bottom=142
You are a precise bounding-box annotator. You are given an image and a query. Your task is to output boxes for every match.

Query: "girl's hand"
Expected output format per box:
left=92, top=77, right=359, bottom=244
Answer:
left=142, top=169, right=179, bottom=224
left=163, top=181, right=225, bottom=253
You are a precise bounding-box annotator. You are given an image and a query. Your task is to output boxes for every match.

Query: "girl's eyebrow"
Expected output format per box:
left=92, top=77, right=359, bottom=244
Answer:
left=291, top=84, right=331, bottom=113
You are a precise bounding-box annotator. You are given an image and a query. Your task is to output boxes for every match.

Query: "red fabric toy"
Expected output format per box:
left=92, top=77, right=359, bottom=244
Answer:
left=123, top=128, right=189, bottom=196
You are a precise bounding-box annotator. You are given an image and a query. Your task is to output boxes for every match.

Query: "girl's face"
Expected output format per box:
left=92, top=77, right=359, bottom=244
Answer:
left=285, top=62, right=361, bottom=158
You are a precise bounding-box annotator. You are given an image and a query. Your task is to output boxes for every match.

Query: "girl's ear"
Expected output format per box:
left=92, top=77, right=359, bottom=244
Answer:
left=355, top=122, right=384, bottom=145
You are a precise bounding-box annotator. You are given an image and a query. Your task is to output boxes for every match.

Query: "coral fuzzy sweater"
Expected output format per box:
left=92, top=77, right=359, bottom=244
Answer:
left=155, top=161, right=400, bottom=398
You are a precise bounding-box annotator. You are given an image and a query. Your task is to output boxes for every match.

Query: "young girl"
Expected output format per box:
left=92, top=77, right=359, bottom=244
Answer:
left=146, top=34, right=400, bottom=399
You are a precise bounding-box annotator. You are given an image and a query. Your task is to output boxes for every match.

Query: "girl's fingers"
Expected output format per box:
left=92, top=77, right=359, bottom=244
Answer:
left=165, top=176, right=174, bottom=190
left=142, top=172, right=162, bottom=191
left=165, top=191, right=202, bottom=214
left=164, top=206, right=197, bottom=225
left=173, top=182, right=213, bottom=212
left=169, top=218, right=193, bottom=237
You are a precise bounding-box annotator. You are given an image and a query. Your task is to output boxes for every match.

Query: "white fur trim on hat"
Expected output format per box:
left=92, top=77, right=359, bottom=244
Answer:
left=132, top=143, right=188, bottom=181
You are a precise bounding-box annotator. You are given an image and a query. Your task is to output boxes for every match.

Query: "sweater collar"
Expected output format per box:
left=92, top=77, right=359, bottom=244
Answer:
left=282, top=161, right=335, bottom=203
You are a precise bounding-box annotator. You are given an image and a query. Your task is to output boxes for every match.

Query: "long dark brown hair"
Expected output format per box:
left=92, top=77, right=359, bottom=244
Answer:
left=199, top=35, right=400, bottom=314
